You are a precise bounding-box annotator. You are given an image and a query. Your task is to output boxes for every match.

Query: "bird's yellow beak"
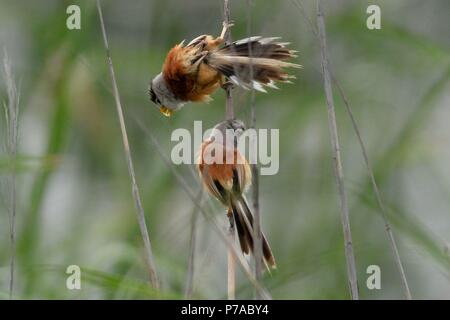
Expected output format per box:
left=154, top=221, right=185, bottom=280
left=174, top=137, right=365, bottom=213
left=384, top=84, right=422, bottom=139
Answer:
left=159, top=106, right=174, bottom=117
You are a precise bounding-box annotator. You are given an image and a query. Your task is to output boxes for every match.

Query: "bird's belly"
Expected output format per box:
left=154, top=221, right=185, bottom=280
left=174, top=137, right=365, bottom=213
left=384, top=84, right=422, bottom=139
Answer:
left=186, top=64, right=222, bottom=102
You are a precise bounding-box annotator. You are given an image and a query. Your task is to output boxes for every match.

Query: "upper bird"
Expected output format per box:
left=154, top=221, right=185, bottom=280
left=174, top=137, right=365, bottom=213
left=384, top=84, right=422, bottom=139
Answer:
left=149, top=23, right=301, bottom=116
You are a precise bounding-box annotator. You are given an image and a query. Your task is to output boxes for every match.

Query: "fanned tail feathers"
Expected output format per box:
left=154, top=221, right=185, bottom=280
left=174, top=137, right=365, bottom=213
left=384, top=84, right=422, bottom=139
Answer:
left=207, top=36, right=301, bottom=91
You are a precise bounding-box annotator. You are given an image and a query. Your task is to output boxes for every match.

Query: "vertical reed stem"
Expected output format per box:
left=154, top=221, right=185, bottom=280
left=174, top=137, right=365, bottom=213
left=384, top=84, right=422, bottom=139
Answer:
left=3, top=50, right=19, bottom=300
left=246, top=0, right=263, bottom=299
left=184, top=189, right=203, bottom=298
left=227, top=214, right=236, bottom=300
left=316, top=0, right=359, bottom=299
left=223, top=0, right=234, bottom=121
left=223, top=0, right=236, bottom=300
left=96, top=0, right=159, bottom=289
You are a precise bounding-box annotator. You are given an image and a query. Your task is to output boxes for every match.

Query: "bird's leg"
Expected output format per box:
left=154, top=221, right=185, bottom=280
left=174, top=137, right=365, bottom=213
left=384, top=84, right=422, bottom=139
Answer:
left=219, top=20, right=234, bottom=40
left=210, top=21, right=235, bottom=48
left=203, top=22, right=234, bottom=51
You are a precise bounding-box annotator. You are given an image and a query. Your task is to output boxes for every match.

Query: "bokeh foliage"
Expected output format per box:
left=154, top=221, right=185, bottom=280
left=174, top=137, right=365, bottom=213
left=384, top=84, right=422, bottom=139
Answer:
left=0, top=0, right=449, bottom=299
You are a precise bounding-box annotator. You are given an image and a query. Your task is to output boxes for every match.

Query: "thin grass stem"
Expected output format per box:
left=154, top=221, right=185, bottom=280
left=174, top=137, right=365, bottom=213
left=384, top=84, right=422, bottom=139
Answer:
left=223, top=0, right=237, bottom=300
left=96, top=0, right=159, bottom=289
left=184, top=188, right=203, bottom=298
left=316, top=0, right=359, bottom=299
left=3, top=49, right=19, bottom=300
left=245, top=0, right=263, bottom=300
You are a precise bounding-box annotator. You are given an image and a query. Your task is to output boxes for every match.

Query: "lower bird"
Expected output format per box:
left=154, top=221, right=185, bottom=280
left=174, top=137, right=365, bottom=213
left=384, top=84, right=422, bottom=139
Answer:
left=197, top=119, right=276, bottom=269
left=149, top=23, right=300, bottom=116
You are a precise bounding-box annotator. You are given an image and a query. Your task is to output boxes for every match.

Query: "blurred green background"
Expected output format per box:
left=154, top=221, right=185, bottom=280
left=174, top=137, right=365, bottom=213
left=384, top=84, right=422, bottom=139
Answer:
left=0, top=0, right=449, bottom=299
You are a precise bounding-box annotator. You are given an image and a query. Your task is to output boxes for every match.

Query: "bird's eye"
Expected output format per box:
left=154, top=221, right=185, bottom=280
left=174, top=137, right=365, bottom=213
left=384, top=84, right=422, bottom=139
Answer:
left=149, top=87, right=160, bottom=105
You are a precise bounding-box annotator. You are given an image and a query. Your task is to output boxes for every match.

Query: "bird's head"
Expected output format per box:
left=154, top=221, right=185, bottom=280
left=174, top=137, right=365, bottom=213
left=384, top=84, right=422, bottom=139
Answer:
left=149, top=73, right=184, bottom=117
left=210, top=119, right=246, bottom=147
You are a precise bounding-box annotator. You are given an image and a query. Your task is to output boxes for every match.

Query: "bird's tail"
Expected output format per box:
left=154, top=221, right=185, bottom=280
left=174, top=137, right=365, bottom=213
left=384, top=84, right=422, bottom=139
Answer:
left=230, top=195, right=276, bottom=270
left=207, top=36, right=301, bottom=92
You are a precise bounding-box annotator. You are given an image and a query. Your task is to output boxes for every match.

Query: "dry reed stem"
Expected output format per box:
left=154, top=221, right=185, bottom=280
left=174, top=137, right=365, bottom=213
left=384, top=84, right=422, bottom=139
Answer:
left=184, top=188, right=203, bottom=298
left=3, top=49, right=19, bottom=300
left=96, top=0, right=159, bottom=289
left=317, top=0, right=359, bottom=299
left=245, top=0, right=263, bottom=299
left=227, top=214, right=236, bottom=300
left=223, top=0, right=237, bottom=300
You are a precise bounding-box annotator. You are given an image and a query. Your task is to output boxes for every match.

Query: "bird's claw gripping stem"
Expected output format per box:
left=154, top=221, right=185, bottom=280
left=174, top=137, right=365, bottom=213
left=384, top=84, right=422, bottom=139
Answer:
left=220, top=21, right=234, bottom=40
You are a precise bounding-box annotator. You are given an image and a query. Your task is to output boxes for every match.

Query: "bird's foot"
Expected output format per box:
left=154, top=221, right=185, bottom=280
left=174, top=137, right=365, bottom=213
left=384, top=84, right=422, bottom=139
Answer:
left=220, top=20, right=235, bottom=39
left=221, top=80, right=234, bottom=90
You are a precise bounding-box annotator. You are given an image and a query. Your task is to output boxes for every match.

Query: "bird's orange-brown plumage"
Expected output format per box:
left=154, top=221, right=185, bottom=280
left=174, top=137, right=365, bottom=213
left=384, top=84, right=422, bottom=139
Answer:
left=198, top=139, right=249, bottom=191
left=163, top=37, right=224, bottom=103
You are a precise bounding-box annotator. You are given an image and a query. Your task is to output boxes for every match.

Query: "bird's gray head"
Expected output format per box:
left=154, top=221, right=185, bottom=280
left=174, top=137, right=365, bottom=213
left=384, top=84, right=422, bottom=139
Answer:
left=224, top=119, right=246, bottom=133
left=149, top=73, right=185, bottom=117
left=210, top=119, right=246, bottom=146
